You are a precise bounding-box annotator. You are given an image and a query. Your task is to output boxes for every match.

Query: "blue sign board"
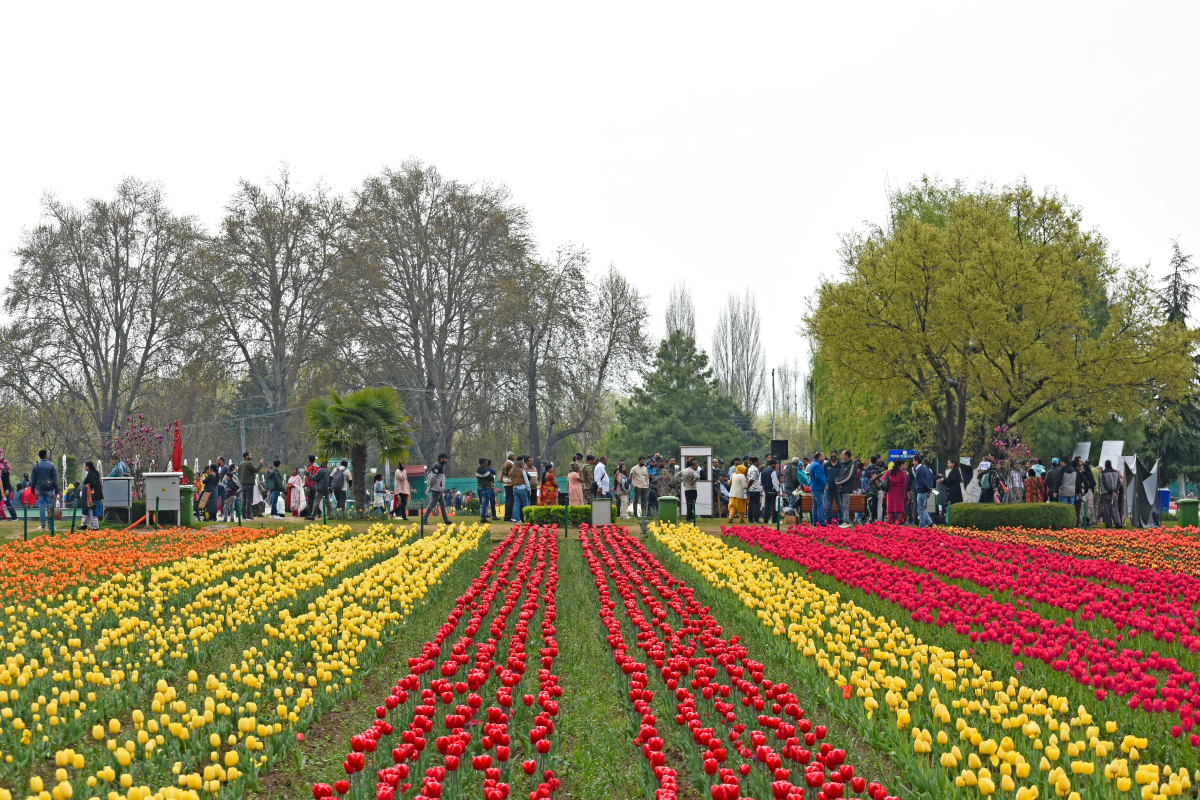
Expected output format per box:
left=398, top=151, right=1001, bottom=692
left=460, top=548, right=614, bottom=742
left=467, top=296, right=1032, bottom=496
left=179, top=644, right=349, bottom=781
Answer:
left=888, top=449, right=918, bottom=461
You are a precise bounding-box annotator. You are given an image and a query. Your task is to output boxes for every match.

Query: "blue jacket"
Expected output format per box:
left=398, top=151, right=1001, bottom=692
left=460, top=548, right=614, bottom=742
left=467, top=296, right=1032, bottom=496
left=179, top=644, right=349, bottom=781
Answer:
left=31, top=459, right=58, bottom=493
left=807, top=460, right=827, bottom=493
left=914, top=464, right=935, bottom=493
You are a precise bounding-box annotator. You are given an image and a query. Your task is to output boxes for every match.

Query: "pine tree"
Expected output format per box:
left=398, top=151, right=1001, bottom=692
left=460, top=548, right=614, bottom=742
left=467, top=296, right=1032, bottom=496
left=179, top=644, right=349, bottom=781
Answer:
left=606, top=331, right=764, bottom=458
left=1161, top=238, right=1197, bottom=326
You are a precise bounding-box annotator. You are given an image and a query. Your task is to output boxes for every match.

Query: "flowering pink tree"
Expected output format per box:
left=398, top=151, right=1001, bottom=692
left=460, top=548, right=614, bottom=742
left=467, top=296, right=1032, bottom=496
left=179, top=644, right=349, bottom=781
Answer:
left=102, top=414, right=166, bottom=497
left=0, top=449, right=11, bottom=474
left=991, top=424, right=1031, bottom=468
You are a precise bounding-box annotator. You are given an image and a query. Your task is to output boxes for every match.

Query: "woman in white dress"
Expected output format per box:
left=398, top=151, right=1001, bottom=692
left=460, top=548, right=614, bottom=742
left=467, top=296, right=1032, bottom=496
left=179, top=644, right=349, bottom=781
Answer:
left=287, top=468, right=305, bottom=517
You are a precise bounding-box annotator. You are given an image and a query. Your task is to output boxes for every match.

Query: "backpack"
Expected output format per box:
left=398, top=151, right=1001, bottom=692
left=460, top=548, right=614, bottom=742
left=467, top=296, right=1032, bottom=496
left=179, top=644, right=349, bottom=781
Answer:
left=980, top=472, right=991, bottom=490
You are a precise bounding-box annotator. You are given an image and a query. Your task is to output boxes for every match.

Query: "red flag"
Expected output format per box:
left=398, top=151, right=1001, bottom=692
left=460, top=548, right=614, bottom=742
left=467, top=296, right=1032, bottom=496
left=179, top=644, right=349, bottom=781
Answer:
left=172, top=420, right=183, bottom=482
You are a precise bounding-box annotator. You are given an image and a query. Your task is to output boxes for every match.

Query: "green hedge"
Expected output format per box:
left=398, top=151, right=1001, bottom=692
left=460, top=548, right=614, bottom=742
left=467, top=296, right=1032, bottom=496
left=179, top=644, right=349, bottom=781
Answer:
left=950, top=502, right=1076, bottom=530
left=519, top=505, right=593, bottom=525
left=465, top=498, right=481, bottom=514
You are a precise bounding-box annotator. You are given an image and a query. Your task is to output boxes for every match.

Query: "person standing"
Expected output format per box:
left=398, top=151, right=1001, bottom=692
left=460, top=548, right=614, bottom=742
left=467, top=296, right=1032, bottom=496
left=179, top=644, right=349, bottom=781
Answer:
left=613, top=462, right=631, bottom=517
left=1058, top=458, right=1077, bottom=508
left=1077, top=458, right=1096, bottom=527
left=634, top=456, right=655, bottom=518
left=1043, top=458, right=1062, bottom=503
left=782, top=457, right=800, bottom=511
left=1023, top=467, right=1046, bottom=503
left=680, top=458, right=699, bottom=522
left=567, top=463, right=585, bottom=507
left=261, top=459, right=284, bottom=518
left=201, top=465, right=219, bottom=521
left=1, top=466, right=13, bottom=521
left=977, top=455, right=997, bottom=504
left=287, top=468, right=304, bottom=517
left=938, top=458, right=967, bottom=520
left=913, top=454, right=935, bottom=528
left=330, top=460, right=349, bottom=518
left=594, top=456, right=610, bottom=498
left=538, top=462, right=558, bottom=506
left=727, top=464, right=749, bottom=523
left=823, top=451, right=841, bottom=525
left=761, top=458, right=780, bottom=525
left=834, top=450, right=856, bottom=526
left=500, top=452, right=517, bottom=522
left=476, top=458, right=498, bottom=521
left=746, top=457, right=762, bottom=523
left=80, top=460, right=103, bottom=530
left=582, top=455, right=596, bottom=504
left=1099, top=460, right=1121, bottom=528
left=304, top=460, right=330, bottom=520
left=393, top=463, right=411, bottom=519
left=883, top=460, right=907, bottom=523
left=422, top=453, right=451, bottom=525
left=30, top=449, right=58, bottom=531
left=807, top=452, right=827, bottom=527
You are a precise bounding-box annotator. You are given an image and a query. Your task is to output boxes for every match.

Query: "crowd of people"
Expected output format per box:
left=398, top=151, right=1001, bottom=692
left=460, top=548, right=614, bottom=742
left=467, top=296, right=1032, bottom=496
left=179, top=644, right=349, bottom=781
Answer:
left=759, top=450, right=1132, bottom=530
left=0, top=443, right=1148, bottom=532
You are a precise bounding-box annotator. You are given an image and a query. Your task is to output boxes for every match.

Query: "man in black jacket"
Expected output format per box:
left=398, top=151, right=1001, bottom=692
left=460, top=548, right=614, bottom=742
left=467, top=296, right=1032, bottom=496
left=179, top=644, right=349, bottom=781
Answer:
left=30, top=449, right=58, bottom=531
left=1044, top=458, right=1063, bottom=502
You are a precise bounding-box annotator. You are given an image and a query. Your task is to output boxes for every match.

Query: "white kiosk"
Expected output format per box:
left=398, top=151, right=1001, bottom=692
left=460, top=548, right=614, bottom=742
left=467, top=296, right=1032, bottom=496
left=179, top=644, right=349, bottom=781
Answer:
left=679, top=446, right=714, bottom=517
left=144, top=472, right=183, bottom=522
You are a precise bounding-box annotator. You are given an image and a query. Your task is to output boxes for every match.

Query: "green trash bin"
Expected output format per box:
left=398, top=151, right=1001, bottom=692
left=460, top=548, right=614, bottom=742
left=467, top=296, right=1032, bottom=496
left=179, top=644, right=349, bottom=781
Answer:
left=179, top=485, right=195, bottom=528
left=1178, top=498, right=1199, bottom=528
left=658, top=496, right=679, bottom=523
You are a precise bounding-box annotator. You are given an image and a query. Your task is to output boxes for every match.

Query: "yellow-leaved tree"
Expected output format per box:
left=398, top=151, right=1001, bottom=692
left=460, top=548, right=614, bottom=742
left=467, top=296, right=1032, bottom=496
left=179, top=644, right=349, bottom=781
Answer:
left=806, top=179, right=1197, bottom=462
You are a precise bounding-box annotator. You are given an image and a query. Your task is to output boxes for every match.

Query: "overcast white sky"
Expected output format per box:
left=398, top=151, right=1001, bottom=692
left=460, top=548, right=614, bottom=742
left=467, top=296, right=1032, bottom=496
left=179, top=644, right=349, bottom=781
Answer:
left=2, top=1, right=1197, bottom=375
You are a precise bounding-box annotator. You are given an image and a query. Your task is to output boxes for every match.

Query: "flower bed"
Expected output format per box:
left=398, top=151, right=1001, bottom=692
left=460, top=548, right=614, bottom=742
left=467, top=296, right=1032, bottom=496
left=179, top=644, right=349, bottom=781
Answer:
left=0, top=521, right=486, bottom=799
left=0, top=526, right=281, bottom=602
left=586, top=523, right=897, bottom=800
left=653, top=522, right=1195, bottom=798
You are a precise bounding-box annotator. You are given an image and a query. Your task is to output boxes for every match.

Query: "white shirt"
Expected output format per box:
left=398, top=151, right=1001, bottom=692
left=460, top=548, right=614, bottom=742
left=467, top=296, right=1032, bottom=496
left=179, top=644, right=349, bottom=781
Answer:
left=594, top=462, right=609, bottom=493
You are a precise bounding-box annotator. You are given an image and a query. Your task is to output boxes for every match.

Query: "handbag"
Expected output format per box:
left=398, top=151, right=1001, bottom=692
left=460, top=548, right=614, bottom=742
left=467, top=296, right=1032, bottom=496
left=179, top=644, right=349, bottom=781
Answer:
left=197, top=491, right=211, bottom=510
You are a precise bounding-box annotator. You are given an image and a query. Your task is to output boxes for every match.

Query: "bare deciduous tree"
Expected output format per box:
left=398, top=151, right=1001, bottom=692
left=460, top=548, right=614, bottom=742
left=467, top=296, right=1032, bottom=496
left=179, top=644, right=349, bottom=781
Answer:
left=711, top=289, right=766, bottom=416
left=5, top=178, right=199, bottom=439
left=185, top=168, right=345, bottom=463
left=665, top=281, right=695, bottom=340
left=350, top=159, right=529, bottom=465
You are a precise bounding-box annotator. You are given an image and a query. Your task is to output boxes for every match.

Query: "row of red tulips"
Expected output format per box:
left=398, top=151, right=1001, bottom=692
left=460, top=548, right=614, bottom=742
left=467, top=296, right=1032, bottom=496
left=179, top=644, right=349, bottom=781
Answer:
left=585, top=523, right=897, bottom=800
left=805, top=522, right=1200, bottom=648
left=730, top=523, right=1200, bottom=744
left=579, top=523, right=681, bottom=800
left=313, top=523, right=560, bottom=800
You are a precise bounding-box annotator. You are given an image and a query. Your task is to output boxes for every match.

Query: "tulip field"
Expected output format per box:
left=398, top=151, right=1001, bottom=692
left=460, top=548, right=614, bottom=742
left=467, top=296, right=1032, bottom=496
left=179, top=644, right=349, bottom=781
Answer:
left=1, top=518, right=1198, bottom=800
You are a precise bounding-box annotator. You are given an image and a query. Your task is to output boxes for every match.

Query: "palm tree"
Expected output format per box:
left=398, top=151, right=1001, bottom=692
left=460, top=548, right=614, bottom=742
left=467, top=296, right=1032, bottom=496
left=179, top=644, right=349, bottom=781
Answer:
left=305, top=387, right=413, bottom=516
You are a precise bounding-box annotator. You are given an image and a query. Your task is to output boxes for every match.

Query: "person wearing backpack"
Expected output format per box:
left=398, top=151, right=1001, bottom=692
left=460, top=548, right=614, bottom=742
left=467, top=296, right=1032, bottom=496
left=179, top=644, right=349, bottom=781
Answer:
left=330, top=460, right=349, bottom=518
left=30, top=449, right=58, bottom=531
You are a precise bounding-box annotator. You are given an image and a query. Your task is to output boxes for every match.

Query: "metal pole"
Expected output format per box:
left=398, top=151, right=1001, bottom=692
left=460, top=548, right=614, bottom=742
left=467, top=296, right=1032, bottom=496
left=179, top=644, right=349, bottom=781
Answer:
left=23, top=501, right=28, bottom=541
left=235, top=495, right=240, bottom=526
left=772, top=369, right=776, bottom=440
left=71, top=492, right=79, bottom=535
left=240, top=418, right=246, bottom=456
left=155, top=498, right=160, bottom=531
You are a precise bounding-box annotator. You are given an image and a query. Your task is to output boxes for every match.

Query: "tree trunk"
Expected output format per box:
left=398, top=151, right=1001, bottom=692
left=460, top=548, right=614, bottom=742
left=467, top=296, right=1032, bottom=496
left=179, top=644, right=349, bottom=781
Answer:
left=351, top=444, right=368, bottom=518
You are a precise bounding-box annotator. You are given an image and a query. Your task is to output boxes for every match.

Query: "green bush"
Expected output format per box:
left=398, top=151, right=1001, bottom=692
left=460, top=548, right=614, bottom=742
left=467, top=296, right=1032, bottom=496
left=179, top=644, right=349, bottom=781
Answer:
left=519, top=505, right=593, bottom=525
left=465, top=498, right=481, bottom=514
left=950, top=502, right=1076, bottom=530
left=65, top=455, right=79, bottom=486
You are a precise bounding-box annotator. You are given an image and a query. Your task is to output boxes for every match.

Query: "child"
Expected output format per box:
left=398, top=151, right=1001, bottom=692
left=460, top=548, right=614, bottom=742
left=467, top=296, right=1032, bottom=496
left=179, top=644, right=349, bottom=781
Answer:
left=222, top=472, right=241, bottom=522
